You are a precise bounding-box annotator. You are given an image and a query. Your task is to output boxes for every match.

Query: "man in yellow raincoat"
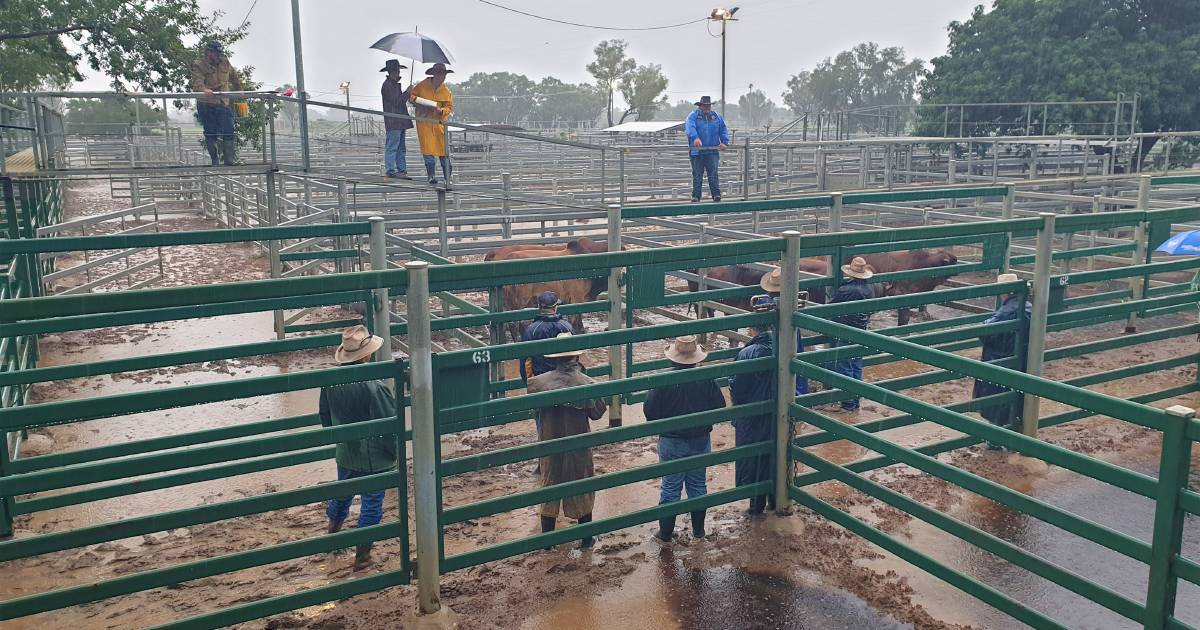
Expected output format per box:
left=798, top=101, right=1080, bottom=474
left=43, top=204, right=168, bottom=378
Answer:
left=409, top=63, right=454, bottom=186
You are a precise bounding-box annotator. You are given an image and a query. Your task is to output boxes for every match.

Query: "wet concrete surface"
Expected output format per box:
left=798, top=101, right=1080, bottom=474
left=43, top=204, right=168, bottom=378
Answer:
left=523, top=549, right=912, bottom=630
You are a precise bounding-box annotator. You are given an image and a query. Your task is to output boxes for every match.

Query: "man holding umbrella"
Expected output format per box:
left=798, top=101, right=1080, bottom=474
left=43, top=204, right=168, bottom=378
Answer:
left=409, top=63, right=455, bottom=186
left=380, top=59, right=413, bottom=179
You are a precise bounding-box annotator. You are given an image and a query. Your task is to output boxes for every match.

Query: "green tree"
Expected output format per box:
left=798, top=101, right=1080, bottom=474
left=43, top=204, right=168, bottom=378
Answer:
left=531, top=78, right=604, bottom=126
left=737, top=88, right=776, bottom=128
left=0, top=0, right=246, bottom=92
left=65, top=98, right=167, bottom=135
left=782, top=42, right=924, bottom=119
left=586, top=39, right=636, bottom=127
left=918, top=0, right=1200, bottom=167
left=453, top=72, right=537, bottom=124
left=617, top=64, right=669, bottom=122
left=658, top=99, right=695, bottom=121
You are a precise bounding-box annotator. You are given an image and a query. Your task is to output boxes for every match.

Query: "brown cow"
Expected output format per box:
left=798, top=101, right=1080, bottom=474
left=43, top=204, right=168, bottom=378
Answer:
left=686, top=258, right=830, bottom=318
left=484, top=237, right=608, bottom=261
left=846, top=249, right=959, bottom=325
left=499, top=248, right=609, bottom=342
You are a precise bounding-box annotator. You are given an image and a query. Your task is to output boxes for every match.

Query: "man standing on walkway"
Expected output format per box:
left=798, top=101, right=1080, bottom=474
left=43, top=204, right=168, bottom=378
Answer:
left=685, top=96, right=729, bottom=203
left=380, top=59, right=413, bottom=179
left=972, top=274, right=1032, bottom=448
left=191, top=41, right=243, bottom=166
left=321, top=325, right=397, bottom=570
left=730, top=304, right=777, bottom=516
left=409, top=63, right=454, bottom=186
left=527, top=333, right=607, bottom=548
left=828, top=257, right=875, bottom=412
left=644, top=336, right=726, bottom=541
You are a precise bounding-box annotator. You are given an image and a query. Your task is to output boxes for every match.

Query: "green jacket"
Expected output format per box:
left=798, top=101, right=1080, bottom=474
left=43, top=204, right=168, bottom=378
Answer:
left=319, top=379, right=399, bottom=473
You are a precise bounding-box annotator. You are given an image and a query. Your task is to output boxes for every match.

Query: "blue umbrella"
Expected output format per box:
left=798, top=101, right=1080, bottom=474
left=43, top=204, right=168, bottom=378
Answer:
left=1155, top=230, right=1200, bottom=255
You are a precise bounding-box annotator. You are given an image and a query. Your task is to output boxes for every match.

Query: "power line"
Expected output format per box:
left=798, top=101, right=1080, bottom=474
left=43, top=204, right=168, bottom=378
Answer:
left=236, top=0, right=259, bottom=30
left=478, top=0, right=707, bottom=31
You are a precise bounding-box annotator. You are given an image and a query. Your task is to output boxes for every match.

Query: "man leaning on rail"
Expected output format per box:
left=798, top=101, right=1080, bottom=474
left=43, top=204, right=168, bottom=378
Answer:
left=685, top=95, right=729, bottom=203
left=972, top=273, right=1032, bottom=450
left=191, top=41, right=244, bottom=167
left=321, top=325, right=398, bottom=570
left=730, top=294, right=779, bottom=516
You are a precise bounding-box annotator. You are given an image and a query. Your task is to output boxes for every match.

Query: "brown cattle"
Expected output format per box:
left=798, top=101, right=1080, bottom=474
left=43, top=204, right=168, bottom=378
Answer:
left=484, top=237, right=608, bottom=262
left=845, top=249, right=959, bottom=325
left=499, top=248, right=608, bottom=342
left=686, top=258, right=830, bottom=318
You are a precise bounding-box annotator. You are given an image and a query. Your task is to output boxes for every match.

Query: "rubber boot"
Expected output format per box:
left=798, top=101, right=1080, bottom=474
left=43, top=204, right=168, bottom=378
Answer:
left=748, top=495, right=766, bottom=516
left=541, top=516, right=556, bottom=550
left=577, top=513, right=594, bottom=549
left=656, top=515, right=676, bottom=542
left=220, top=139, right=237, bottom=166
left=327, top=519, right=344, bottom=534
left=691, top=510, right=707, bottom=539
left=353, top=543, right=373, bottom=570
left=205, top=138, right=220, bottom=166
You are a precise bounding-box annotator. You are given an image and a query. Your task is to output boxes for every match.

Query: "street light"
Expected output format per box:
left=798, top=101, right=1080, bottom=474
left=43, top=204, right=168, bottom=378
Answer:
left=338, top=81, right=352, bottom=131
left=709, top=6, right=739, bottom=119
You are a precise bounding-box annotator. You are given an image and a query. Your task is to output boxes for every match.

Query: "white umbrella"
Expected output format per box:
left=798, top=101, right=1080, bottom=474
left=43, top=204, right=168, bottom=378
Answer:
left=370, top=32, right=455, bottom=65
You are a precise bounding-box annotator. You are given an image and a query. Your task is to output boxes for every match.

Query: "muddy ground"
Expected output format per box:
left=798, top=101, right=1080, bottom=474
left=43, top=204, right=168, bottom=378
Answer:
left=2, top=180, right=1197, bottom=629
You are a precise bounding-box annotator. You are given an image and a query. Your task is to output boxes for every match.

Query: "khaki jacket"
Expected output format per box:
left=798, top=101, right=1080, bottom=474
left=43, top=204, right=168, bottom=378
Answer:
left=191, top=55, right=243, bottom=106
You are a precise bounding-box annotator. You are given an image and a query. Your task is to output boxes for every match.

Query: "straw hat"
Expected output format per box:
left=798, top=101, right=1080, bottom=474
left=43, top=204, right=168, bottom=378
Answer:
left=665, top=335, right=708, bottom=365
left=996, top=273, right=1019, bottom=284
left=543, top=332, right=584, bottom=358
left=334, top=325, right=384, bottom=364
left=759, top=266, right=782, bottom=292
left=841, top=257, right=874, bottom=280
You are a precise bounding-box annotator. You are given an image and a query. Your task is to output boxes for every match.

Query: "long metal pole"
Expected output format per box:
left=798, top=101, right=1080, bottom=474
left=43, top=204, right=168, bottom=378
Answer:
left=607, top=203, right=624, bottom=428
left=405, top=260, right=441, bottom=614
left=1126, top=175, right=1152, bottom=333
left=774, top=230, right=801, bottom=513
left=1020, top=212, right=1055, bottom=437
left=1000, top=185, right=1015, bottom=274
left=290, top=0, right=311, bottom=172
left=266, top=170, right=285, bottom=339
left=369, top=217, right=392, bottom=362
left=720, top=19, right=727, bottom=120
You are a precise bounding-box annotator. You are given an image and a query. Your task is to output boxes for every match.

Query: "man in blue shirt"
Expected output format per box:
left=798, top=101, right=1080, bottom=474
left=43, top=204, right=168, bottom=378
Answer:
left=829, top=257, right=875, bottom=411
left=972, top=273, right=1032, bottom=448
left=685, top=96, right=730, bottom=203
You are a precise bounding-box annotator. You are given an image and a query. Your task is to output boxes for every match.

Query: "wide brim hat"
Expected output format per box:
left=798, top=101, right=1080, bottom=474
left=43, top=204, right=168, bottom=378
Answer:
left=380, top=59, right=408, bottom=72
left=426, top=63, right=454, bottom=76
left=335, top=324, right=384, bottom=363
left=694, top=95, right=714, bottom=106
left=665, top=335, right=708, bottom=365
left=759, top=266, right=782, bottom=292
left=543, top=332, right=584, bottom=358
left=841, top=257, right=874, bottom=280
left=996, top=273, right=1019, bottom=284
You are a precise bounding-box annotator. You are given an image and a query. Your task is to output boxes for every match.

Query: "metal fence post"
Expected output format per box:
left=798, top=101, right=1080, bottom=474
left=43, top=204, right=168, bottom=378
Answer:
left=501, top=172, right=512, bottom=240
left=742, top=137, right=751, bottom=200
left=0, top=429, right=13, bottom=538
left=437, top=188, right=449, bottom=258
left=858, top=145, right=869, bottom=188
left=369, top=217, right=392, bottom=362
left=829, top=192, right=843, bottom=232
left=607, top=203, right=624, bottom=428
left=1127, top=175, right=1152, bottom=334
left=1001, top=185, right=1015, bottom=274
left=336, top=180, right=350, bottom=274
left=774, top=230, right=801, bottom=513
left=266, top=170, right=285, bottom=339
left=1144, top=404, right=1194, bottom=630
left=618, top=149, right=626, bottom=206
left=1020, top=212, right=1055, bottom=437
left=405, top=260, right=442, bottom=614
left=816, top=145, right=827, bottom=191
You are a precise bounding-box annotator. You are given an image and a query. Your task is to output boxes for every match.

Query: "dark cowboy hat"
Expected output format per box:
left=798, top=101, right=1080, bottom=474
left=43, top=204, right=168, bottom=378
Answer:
left=380, top=59, right=408, bottom=72
left=694, top=95, right=714, bottom=106
left=425, top=63, right=454, bottom=75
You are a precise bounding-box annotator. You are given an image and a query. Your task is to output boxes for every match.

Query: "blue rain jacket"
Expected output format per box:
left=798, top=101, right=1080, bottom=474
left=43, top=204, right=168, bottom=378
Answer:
left=686, top=109, right=730, bottom=156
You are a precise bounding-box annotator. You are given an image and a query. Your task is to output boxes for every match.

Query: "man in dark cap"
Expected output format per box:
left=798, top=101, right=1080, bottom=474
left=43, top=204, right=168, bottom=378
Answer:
left=380, top=59, right=413, bottom=179
left=191, top=41, right=243, bottom=166
left=521, top=291, right=575, bottom=383
left=685, top=96, right=729, bottom=203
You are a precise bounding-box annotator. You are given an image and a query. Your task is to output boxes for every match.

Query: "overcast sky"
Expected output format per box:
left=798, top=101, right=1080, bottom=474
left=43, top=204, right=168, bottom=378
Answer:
left=78, top=0, right=981, bottom=110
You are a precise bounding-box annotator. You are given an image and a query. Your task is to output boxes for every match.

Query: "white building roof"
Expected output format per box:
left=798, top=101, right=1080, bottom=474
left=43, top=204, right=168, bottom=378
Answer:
left=601, top=121, right=685, bottom=133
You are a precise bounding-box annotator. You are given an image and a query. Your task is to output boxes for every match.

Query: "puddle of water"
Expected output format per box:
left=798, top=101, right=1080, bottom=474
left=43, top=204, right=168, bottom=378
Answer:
left=523, top=549, right=911, bottom=630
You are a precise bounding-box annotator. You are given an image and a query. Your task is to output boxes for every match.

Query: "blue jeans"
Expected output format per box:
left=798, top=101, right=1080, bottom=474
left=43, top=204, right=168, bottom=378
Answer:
left=196, top=102, right=235, bottom=142
left=690, top=152, right=721, bottom=201
left=658, top=434, right=711, bottom=504
left=831, top=339, right=864, bottom=410
left=385, top=130, right=408, bottom=175
left=326, top=466, right=385, bottom=528
left=423, top=155, right=451, bottom=181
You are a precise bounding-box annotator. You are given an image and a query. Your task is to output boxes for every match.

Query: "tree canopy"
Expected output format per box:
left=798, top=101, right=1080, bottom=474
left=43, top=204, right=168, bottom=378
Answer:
left=586, top=40, right=637, bottom=126
left=782, top=43, right=924, bottom=115
left=617, top=64, right=669, bottom=122
left=0, top=0, right=245, bottom=92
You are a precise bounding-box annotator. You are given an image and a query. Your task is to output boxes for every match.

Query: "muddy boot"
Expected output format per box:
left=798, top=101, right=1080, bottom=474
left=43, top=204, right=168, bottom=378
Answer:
left=220, top=139, right=237, bottom=166
left=656, top=515, right=676, bottom=542
left=204, top=138, right=220, bottom=165
left=353, top=543, right=373, bottom=570
left=766, top=493, right=777, bottom=512
left=747, top=496, right=766, bottom=516
left=577, top=514, right=595, bottom=549
left=691, top=510, right=706, bottom=539
left=327, top=519, right=344, bottom=534
left=540, top=516, right=556, bottom=550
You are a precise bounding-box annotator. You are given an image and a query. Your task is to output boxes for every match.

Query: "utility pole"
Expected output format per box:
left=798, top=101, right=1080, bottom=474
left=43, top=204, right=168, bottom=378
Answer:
left=710, top=7, right=739, bottom=119
left=339, top=81, right=352, bottom=132
left=290, top=0, right=311, bottom=171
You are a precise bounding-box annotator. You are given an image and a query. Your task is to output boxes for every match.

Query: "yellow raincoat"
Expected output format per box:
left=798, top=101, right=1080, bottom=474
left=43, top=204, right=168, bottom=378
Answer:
left=409, top=78, right=453, bottom=157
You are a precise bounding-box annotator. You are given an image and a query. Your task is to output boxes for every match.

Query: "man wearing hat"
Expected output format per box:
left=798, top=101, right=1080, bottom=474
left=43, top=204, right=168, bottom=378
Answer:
left=759, top=266, right=809, bottom=396
left=191, top=41, right=244, bottom=166
left=643, top=336, right=727, bottom=541
left=972, top=274, right=1032, bottom=447
left=685, top=96, right=729, bottom=203
left=828, top=257, right=876, bottom=411
left=380, top=59, right=413, bottom=179
left=521, top=291, right=575, bottom=438
left=320, top=325, right=397, bottom=570
left=409, top=63, right=455, bottom=186
left=526, top=332, right=607, bottom=548
left=730, top=301, right=779, bottom=516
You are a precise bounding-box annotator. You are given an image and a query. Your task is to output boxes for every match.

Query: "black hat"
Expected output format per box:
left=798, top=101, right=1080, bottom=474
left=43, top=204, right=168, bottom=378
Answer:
left=694, top=95, right=714, bottom=106
left=380, top=59, right=407, bottom=72
left=425, top=63, right=454, bottom=76
left=536, top=291, right=561, bottom=310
